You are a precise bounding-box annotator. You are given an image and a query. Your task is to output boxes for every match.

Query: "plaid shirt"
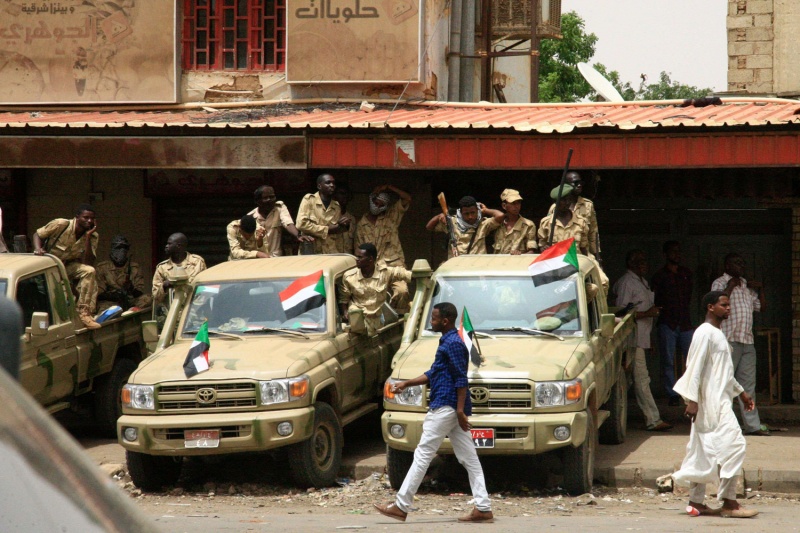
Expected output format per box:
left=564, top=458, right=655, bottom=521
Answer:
left=711, top=273, right=761, bottom=344
left=425, top=328, right=472, bottom=416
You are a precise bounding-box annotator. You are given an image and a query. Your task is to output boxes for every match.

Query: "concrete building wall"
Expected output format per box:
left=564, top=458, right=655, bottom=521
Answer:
left=26, top=171, right=154, bottom=286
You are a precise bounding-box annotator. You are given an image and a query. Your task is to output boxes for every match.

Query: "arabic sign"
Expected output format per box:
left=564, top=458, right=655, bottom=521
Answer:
left=0, top=0, right=177, bottom=104
left=286, top=0, right=421, bottom=83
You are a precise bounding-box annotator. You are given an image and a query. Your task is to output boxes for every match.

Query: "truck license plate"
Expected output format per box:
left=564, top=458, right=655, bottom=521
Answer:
left=184, top=429, right=220, bottom=448
left=470, top=428, right=495, bottom=448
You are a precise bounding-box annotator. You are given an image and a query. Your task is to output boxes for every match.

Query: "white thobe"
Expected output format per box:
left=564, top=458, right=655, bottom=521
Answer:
left=671, top=322, right=746, bottom=487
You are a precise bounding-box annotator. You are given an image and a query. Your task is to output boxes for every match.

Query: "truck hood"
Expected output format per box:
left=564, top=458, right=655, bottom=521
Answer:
left=131, top=336, right=328, bottom=384
left=393, top=336, right=584, bottom=382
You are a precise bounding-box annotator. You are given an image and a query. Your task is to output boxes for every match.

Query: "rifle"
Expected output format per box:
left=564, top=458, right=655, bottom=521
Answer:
left=547, top=148, right=575, bottom=248
left=437, top=192, right=459, bottom=257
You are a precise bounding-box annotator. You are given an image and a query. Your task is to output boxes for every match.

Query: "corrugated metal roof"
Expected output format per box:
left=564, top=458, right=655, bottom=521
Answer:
left=1, top=99, right=800, bottom=132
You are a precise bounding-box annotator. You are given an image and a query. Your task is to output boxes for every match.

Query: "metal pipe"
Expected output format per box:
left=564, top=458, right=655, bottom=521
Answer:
left=530, top=0, right=540, bottom=102
left=479, top=0, right=492, bottom=101
left=447, top=0, right=463, bottom=101
left=459, top=0, right=476, bottom=102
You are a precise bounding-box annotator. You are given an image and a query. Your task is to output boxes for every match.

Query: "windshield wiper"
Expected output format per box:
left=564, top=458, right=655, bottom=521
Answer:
left=242, top=327, right=310, bottom=339
left=491, top=327, right=564, bottom=341
left=184, top=329, right=244, bottom=341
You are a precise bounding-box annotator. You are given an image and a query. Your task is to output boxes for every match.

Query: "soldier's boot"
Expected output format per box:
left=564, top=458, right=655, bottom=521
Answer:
left=78, top=306, right=101, bottom=329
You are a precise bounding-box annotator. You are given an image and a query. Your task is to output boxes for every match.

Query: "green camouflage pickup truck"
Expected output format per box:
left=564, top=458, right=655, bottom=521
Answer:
left=0, top=253, right=148, bottom=435
left=381, top=255, right=635, bottom=495
left=118, top=255, right=405, bottom=491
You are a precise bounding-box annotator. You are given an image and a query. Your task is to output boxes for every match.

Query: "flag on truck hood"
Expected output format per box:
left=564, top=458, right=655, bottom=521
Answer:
left=183, top=322, right=210, bottom=378
left=280, top=270, right=326, bottom=319
left=528, top=238, right=579, bottom=286
left=459, top=306, right=482, bottom=367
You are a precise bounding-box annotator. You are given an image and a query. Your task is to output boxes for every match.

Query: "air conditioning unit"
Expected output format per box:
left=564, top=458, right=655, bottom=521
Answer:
left=485, top=0, right=562, bottom=41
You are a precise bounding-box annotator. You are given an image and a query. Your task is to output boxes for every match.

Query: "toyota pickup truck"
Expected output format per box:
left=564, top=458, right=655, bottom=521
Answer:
left=0, top=253, right=148, bottom=435
left=118, top=255, right=405, bottom=491
left=381, top=255, right=635, bottom=495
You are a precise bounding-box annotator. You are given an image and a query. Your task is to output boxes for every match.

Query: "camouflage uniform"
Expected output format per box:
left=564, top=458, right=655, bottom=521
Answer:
left=338, top=264, right=412, bottom=335
left=340, top=209, right=357, bottom=255
left=247, top=203, right=295, bottom=257
left=547, top=197, right=600, bottom=255
left=226, top=218, right=268, bottom=260
left=492, top=216, right=537, bottom=254
left=435, top=216, right=501, bottom=258
left=36, top=218, right=99, bottom=313
left=296, top=192, right=344, bottom=254
left=537, top=214, right=589, bottom=253
left=96, top=260, right=152, bottom=311
left=152, top=253, right=207, bottom=306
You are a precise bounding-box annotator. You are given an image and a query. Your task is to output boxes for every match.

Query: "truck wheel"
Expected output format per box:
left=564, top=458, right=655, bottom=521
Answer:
left=288, top=402, right=343, bottom=488
left=95, top=357, right=139, bottom=437
left=563, top=408, right=596, bottom=495
left=386, top=446, right=414, bottom=490
left=126, top=451, right=182, bottom=492
left=599, top=367, right=628, bottom=445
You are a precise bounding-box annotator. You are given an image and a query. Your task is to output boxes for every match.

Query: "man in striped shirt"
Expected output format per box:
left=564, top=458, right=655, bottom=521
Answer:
left=711, top=253, right=768, bottom=436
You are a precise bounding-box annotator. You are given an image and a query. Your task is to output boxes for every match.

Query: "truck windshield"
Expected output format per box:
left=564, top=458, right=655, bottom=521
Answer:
left=423, top=274, right=582, bottom=337
left=0, top=280, right=6, bottom=297
left=181, top=279, right=326, bottom=336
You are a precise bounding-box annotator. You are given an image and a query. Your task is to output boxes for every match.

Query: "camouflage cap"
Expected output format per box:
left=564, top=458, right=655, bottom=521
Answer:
left=500, top=188, right=523, bottom=203
left=550, top=184, right=574, bottom=201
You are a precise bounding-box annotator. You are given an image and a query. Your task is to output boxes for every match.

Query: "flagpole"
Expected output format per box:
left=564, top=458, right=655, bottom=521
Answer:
left=472, top=330, right=484, bottom=366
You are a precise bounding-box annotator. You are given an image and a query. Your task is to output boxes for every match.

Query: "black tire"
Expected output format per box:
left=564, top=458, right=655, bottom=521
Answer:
left=288, top=402, right=343, bottom=488
left=95, top=357, right=139, bottom=437
left=563, top=408, right=596, bottom=495
left=126, top=451, right=182, bottom=492
left=599, top=366, right=628, bottom=445
left=386, top=446, right=414, bottom=490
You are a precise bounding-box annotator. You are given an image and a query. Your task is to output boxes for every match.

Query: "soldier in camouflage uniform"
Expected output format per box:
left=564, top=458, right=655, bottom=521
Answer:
left=227, top=214, right=269, bottom=260
left=427, top=196, right=504, bottom=258
left=152, top=233, right=206, bottom=310
left=296, top=174, right=353, bottom=254
left=546, top=171, right=601, bottom=258
left=247, top=185, right=309, bottom=257
left=32, top=204, right=100, bottom=329
left=492, top=189, right=537, bottom=255
left=338, top=243, right=412, bottom=336
left=96, top=235, right=152, bottom=312
left=354, top=184, right=412, bottom=311
left=334, top=183, right=357, bottom=255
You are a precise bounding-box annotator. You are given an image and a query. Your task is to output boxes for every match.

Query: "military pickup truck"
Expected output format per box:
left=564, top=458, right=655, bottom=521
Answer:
left=381, top=255, right=635, bottom=495
left=118, top=255, right=405, bottom=491
left=0, top=253, right=148, bottom=435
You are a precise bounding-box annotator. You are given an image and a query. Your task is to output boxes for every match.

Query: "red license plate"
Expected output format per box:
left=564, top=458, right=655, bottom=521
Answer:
left=184, top=429, right=220, bottom=448
left=470, top=428, right=495, bottom=448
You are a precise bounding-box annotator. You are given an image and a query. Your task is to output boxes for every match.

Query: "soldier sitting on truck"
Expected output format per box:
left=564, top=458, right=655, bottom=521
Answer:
left=152, top=233, right=206, bottom=326
left=227, top=214, right=269, bottom=260
left=96, top=235, right=152, bottom=313
left=338, top=243, right=411, bottom=336
left=32, top=203, right=100, bottom=329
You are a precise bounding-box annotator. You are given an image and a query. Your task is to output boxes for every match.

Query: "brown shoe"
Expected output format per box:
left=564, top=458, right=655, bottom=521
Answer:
left=374, top=502, right=407, bottom=522
left=720, top=507, right=759, bottom=518
left=647, top=421, right=673, bottom=432
left=79, top=308, right=101, bottom=329
left=458, top=507, right=494, bottom=523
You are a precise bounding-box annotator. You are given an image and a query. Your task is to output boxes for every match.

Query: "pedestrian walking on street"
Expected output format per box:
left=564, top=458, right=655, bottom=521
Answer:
left=374, top=302, right=493, bottom=523
left=670, top=291, right=758, bottom=519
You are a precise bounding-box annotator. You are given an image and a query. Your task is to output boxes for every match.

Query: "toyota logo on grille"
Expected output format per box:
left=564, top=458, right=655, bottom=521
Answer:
left=196, top=387, right=217, bottom=404
left=470, top=387, right=490, bottom=404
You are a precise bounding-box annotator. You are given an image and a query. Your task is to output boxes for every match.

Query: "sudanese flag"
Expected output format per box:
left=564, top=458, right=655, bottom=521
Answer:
left=183, top=322, right=210, bottom=378
left=280, top=270, right=326, bottom=319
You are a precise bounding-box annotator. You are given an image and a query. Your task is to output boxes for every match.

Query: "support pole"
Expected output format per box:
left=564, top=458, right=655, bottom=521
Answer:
left=459, top=0, right=476, bottom=102
left=530, top=0, right=540, bottom=103
left=447, top=0, right=463, bottom=101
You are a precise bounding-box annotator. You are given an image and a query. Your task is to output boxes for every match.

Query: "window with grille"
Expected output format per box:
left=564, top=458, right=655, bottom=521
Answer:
left=183, top=0, right=285, bottom=71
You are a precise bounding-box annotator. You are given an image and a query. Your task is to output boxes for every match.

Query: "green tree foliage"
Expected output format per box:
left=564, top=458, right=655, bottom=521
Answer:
left=537, top=12, right=714, bottom=102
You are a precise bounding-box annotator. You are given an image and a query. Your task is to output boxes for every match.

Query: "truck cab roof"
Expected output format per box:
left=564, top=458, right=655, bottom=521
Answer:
left=193, top=254, right=357, bottom=284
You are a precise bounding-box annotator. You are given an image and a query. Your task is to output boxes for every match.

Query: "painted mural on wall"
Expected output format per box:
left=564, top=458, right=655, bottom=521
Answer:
left=286, top=0, right=421, bottom=83
left=0, top=0, right=176, bottom=103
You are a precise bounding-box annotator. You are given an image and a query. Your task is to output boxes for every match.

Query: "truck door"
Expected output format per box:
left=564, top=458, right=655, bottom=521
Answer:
left=585, top=271, right=612, bottom=401
left=17, top=268, right=76, bottom=406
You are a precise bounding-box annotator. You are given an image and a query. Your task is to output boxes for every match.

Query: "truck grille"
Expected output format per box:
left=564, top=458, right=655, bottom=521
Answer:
left=156, top=382, right=258, bottom=411
left=153, top=425, right=252, bottom=440
left=426, top=382, right=532, bottom=411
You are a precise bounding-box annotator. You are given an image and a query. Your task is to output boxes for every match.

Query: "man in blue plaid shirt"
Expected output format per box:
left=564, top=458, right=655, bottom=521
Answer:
left=374, top=302, right=493, bottom=523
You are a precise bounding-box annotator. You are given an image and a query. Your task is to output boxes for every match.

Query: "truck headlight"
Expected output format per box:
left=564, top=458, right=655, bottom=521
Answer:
left=122, top=384, right=155, bottom=410
left=259, top=375, right=309, bottom=405
left=383, top=378, right=423, bottom=406
left=535, top=379, right=582, bottom=407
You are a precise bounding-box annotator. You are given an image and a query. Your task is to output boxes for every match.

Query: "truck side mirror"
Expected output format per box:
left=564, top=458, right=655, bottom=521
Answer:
left=30, top=312, right=49, bottom=336
left=348, top=308, right=367, bottom=336
left=600, top=313, right=615, bottom=338
left=142, top=320, right=159, bottom=344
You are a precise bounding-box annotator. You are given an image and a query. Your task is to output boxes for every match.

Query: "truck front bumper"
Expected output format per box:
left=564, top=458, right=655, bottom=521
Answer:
left=118, top=407, right=315, bottom=456
left=382, top=410, right=588, bottom=455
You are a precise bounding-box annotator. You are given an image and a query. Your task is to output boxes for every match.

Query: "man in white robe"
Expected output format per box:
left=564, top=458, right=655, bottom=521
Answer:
left=671, top=291, right=758, bottom=518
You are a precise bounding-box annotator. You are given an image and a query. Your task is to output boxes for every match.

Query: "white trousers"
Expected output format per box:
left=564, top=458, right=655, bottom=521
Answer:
left=632, top=348, right=664, bottom=428
left=395, top=406, right=491, bottom=513
left=689, top=477, right=737, bottom=503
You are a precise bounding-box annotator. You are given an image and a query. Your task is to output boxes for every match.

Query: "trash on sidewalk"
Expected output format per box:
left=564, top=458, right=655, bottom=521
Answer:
left=656, top=474, right=674, bottom=493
